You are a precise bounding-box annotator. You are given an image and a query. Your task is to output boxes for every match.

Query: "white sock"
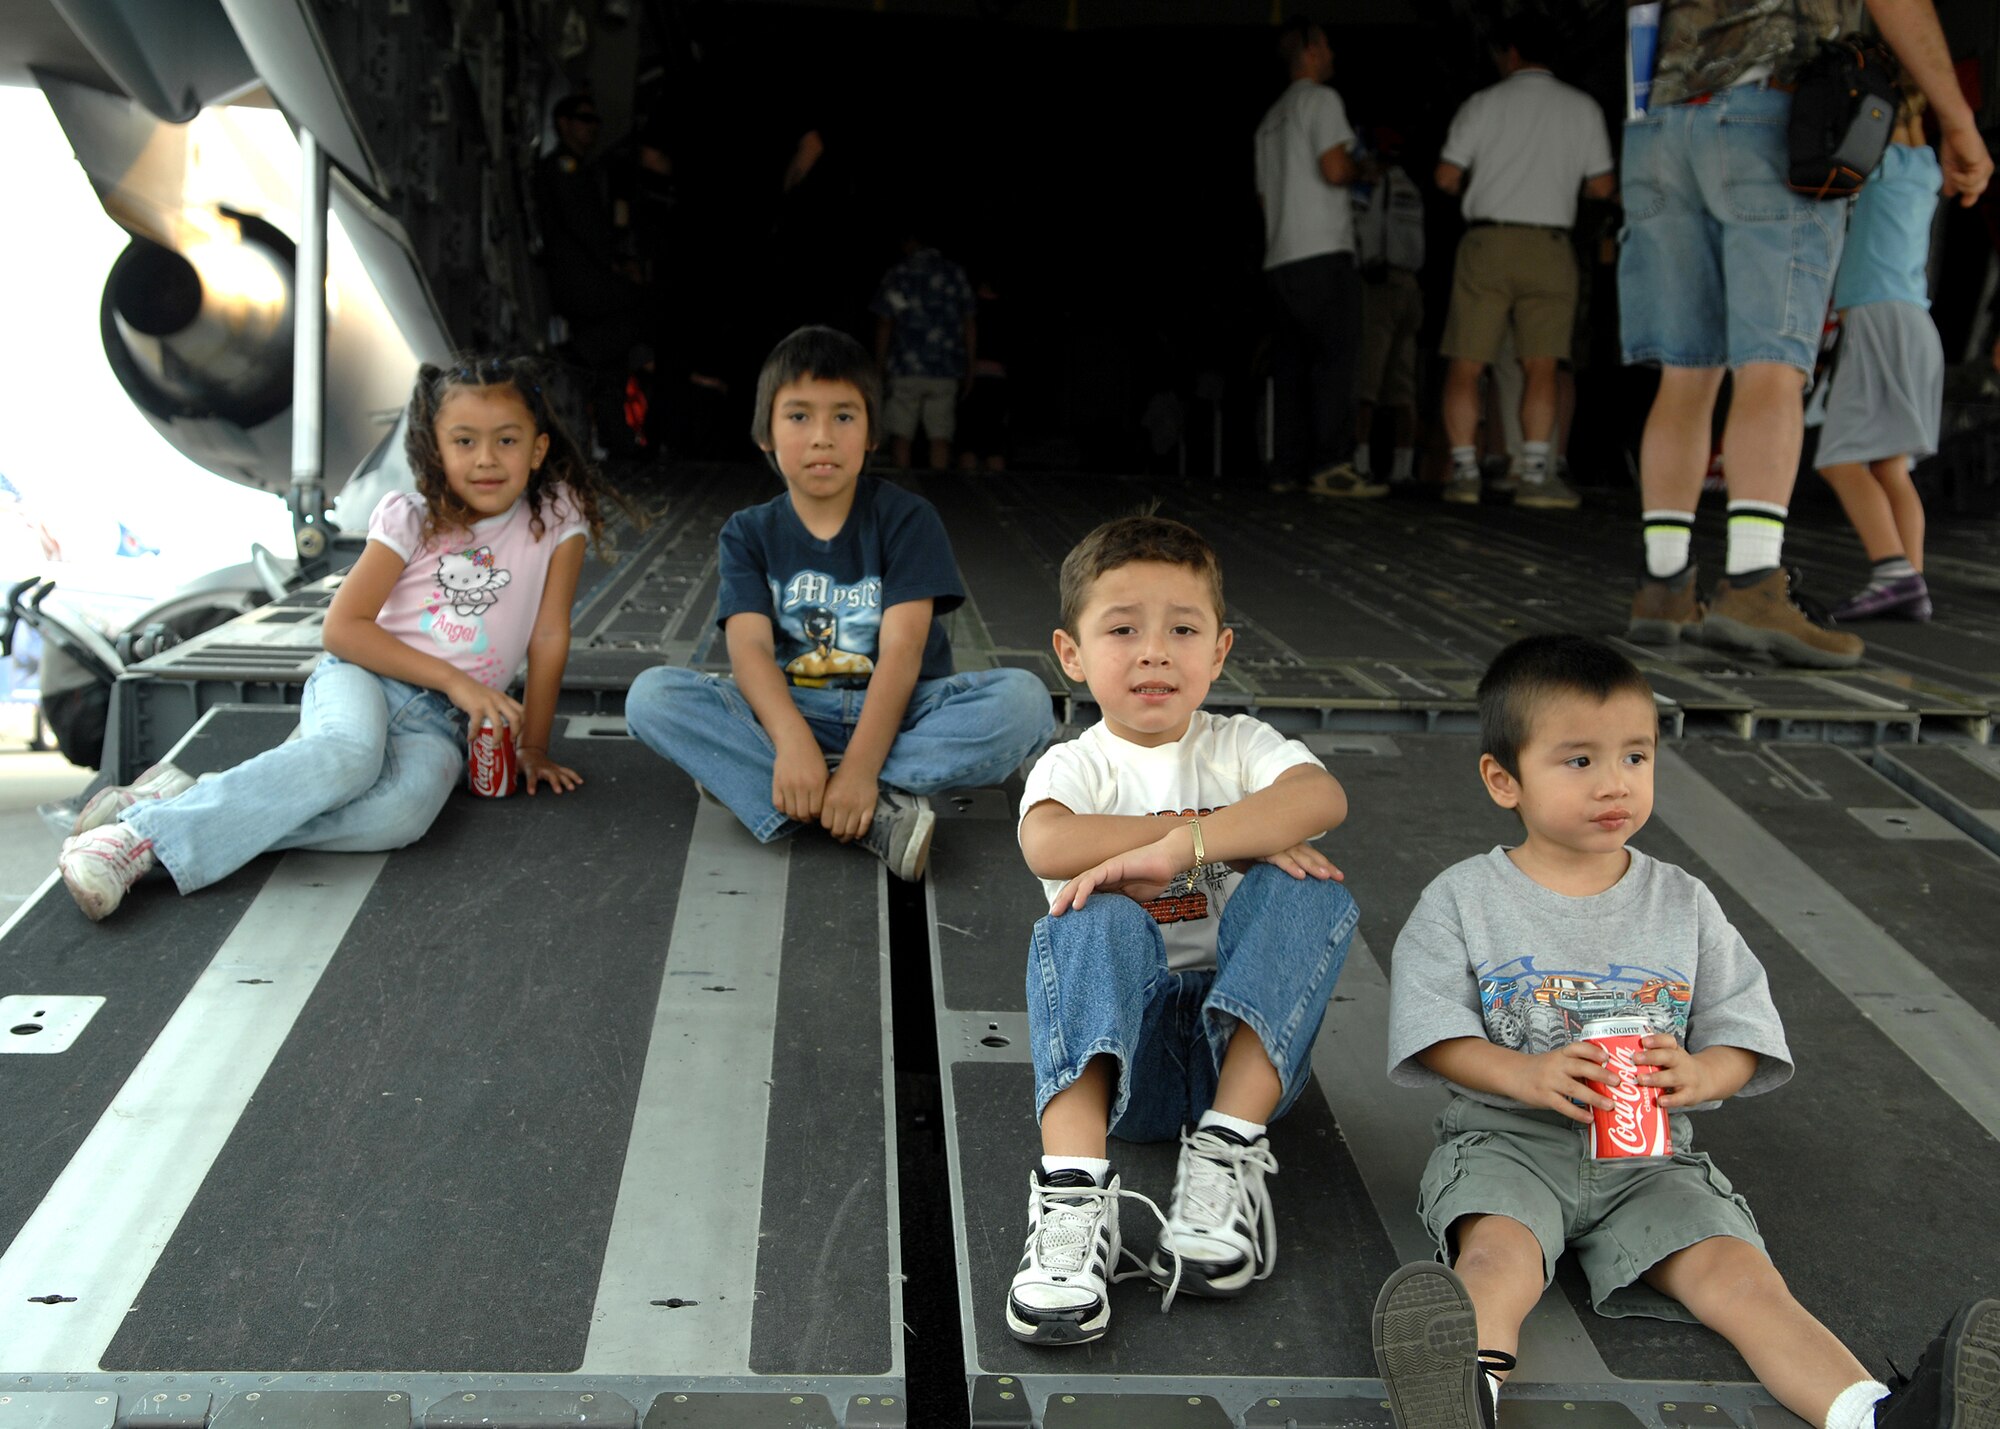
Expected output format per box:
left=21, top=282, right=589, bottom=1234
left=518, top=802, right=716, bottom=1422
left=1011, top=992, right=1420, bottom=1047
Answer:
left=1197, top=1109, right=1267, bottom=1142
left=1041, top=1155, right=1109, bottom=1184
left=1824, top=1379, right=1890, bottom=1429
left=1353, top=444, right=1373, bottom=476
left=1870, top=556, right=1917, bottom=587
left=1725, top=500, right=1788, bottom=576
left=1520, top=440, right=1552, bottom=481
left=1642, top=509, right=1696, bottom=579
left=1484, top=1369, right=1503, bottom=1418
left=1392, top=447, right=1414, bottom=482
left=1450, top=445, right=1478, bottom=478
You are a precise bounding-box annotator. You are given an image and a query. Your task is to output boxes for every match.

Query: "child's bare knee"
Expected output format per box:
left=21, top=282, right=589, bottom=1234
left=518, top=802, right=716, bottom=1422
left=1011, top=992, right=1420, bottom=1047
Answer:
left=1451, top=1215, right=1543, bottom=1281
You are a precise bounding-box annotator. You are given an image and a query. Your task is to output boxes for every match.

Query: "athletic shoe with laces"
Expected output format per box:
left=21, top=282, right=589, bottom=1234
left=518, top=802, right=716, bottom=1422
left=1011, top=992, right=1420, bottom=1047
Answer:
left=857, top=787, right=935, bottom=882
left=1703, top=566, right=1863, bottom=669
left=1307, top=462, right=1389, bottom=499
left=58, top=822, right=158, bottom=921
left=1832, top=574, right=1933, bottom=624
left=70, top=760, right=196, bottom=836
left=1512, top=469, right=1582, bottom=510
left=1006, top=1168, right=1175, bottom=1344
left=1146, top=1124, right=1278, bottom=1297
left=1443, top=467, right=1481, bottom=505
left=1373, top=1261, right=1516, bottom=1429
left=1873, top=1297, right=2000, bottom=1429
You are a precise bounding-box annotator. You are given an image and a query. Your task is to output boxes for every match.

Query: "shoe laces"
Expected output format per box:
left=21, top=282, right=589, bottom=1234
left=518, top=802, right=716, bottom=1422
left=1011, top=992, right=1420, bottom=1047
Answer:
left=68, top=828, right=153, bottom=886
left=1168, top=1127, right=1279, bottom=1282
left=1782, top=567, right=1838, bottom=629
left=1026, top=1175, right=1181, bottom=1307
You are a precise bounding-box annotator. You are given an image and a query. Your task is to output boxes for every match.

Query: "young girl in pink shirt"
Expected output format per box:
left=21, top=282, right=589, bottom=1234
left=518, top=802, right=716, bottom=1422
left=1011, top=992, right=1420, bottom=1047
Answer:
left=57, top=355, right=613, bottom=920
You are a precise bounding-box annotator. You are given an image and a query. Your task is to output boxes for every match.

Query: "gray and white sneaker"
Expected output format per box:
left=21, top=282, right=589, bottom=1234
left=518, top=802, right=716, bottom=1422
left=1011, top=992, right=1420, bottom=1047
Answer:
left=1443, top=467, right=1481, bottom=505
left=1006, top=1168, right=1173, bottom=1344
left=1513, top=470, right=1582, bottom=510
left=858, top=787, right=935, bottom=882
left=1146, top=1124, right=1278, bottom=1297
left=70, top=760, right=196, bottom=836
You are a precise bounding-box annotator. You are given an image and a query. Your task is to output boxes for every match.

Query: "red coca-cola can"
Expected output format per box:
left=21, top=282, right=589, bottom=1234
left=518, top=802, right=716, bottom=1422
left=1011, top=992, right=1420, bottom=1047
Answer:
left=468, top=718, right=517, bottom=798
left=1581, top=1016, right=1670, bottom=1158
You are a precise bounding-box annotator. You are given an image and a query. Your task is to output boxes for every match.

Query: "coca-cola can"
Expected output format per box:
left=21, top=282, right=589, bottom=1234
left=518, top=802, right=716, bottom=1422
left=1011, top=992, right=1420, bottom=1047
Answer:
left=1581, top=1016, right=1670, bottom=1159
left=468, top=718, right=517, bottom=798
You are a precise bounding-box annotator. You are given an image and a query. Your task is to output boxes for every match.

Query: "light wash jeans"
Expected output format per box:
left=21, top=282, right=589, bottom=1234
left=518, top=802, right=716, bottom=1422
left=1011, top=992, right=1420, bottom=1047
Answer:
left=625, top=665, right=1056, bottom=842
left=124, top=655, right=467, bottom=894
left=1027, top=863, right=1359, bottom=1142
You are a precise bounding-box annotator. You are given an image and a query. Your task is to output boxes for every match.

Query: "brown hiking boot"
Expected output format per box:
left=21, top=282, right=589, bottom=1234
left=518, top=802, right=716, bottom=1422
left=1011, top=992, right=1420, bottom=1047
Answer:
left=1627, top=567, right=1704, bottom=645
left=1702, top=568, right=1864, bottom=669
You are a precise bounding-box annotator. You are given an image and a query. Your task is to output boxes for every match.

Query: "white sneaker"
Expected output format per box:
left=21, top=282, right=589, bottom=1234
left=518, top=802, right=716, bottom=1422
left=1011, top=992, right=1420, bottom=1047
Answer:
left=1147, top=1125, right=1278, bottom=1297
left=858, top=787, right=935, bottom=882
left=71, top=761, right=196, bottom=836
left=1443, top=468, right=1481, bottom=505
left=59, top=823, right=158, bottom=921
left=1006, top=1168, right=1177, bottom=1344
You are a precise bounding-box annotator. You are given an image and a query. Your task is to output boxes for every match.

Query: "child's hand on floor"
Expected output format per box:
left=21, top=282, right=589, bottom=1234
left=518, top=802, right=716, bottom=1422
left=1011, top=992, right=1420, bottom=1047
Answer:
left=1249, top=841, right=1344, bottom=881
left=519, top=747, right=582, bottom=795
left=820, top=763, right=878, bottom=843
left=1513, top=1042, right=1615, bottom=1123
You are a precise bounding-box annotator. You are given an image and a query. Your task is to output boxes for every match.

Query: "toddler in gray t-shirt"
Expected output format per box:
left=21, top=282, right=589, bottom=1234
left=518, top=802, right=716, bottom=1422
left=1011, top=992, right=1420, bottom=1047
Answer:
left=1369, top=634, right=1996, bottom=1429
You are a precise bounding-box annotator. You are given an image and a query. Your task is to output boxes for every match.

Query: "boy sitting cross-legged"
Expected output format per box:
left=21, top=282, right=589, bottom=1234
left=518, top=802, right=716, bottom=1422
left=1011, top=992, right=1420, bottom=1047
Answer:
left=1373, top=632, right=1999, bottom=1429
left=1007, top=514, right=1360, bottom=1345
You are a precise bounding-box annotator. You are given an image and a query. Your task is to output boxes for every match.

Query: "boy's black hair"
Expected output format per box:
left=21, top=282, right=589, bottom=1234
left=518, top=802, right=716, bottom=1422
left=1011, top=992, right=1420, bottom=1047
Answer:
left=1478, top=633, right=1656, bottom=776
left=1493, top=12, right=1558, bottom=67
left=750, top=325, right=882, bottom=451
left=1276, top=14, right=1325, bottom=68
left=1058, top=513, right=1225, bottom=634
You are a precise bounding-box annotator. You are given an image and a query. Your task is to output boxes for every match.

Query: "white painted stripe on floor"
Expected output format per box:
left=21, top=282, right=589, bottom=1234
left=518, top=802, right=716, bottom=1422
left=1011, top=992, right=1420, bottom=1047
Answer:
left=1655, top=747, right=2000, bottom=1143
left=0, top=852, right=385, bottom=1370
left=580, top=799, right=791, bottom=1374
left=1315, top=931, right=1617, bottom=1384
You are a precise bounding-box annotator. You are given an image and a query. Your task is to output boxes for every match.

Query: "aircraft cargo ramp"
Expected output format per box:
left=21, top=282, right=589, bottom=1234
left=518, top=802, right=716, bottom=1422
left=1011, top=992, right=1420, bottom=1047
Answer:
left=2, top=466, right=1997, bottom=1428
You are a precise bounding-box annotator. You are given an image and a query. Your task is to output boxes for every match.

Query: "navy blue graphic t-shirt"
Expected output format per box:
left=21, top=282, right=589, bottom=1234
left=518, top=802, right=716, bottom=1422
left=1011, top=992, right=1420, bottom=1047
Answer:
left=715, top=477, right=965, bottom=688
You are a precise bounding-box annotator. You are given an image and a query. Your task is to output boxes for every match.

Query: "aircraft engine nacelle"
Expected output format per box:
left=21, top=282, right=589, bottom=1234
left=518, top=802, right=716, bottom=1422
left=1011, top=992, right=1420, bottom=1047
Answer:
left=102, top=213, right=295, bottom=432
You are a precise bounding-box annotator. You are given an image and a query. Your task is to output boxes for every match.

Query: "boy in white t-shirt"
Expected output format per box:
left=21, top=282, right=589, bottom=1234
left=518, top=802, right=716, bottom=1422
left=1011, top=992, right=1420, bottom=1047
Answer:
left=1006, top=514, right=1359, bottom=1346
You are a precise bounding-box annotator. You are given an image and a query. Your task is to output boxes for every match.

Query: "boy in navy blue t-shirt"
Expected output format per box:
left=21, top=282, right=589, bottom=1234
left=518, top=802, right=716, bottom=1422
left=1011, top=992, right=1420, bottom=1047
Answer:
left=627, top=325, right=1055, bottom=879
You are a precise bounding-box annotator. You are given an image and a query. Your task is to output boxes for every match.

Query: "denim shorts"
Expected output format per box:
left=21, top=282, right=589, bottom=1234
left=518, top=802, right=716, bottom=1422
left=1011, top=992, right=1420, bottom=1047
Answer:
left=1418, top=1097, right=1764, bottom=1323
left=1618, top=84, right=1846, bottom=375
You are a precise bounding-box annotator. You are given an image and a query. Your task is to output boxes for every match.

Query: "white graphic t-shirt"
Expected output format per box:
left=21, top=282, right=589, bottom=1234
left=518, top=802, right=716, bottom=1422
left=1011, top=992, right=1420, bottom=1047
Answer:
left=1020, top=712, right=1324, bottom=971
left=366, top=489, right=587, bottom=690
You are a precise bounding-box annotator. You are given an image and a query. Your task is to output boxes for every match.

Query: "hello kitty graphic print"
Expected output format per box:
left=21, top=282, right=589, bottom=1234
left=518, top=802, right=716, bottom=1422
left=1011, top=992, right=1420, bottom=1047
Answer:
left=364, top=490, right=587, bottom=691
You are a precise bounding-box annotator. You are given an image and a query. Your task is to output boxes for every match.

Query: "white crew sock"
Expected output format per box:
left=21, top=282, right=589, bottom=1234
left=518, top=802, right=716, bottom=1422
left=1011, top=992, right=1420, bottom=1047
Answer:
left=1484, top=1369, right=1503, bottom=1418
left=1642, top=509, right=1696, bottom=579
left=1392, top=447, right=1415, bottom=482
left=1041, top=1155, right=1110, bottom=1184
left=1725, top=500, right=1788, bottom=576
left=1824, top=1379, right=1891, bottom=1429
left=1869, top=556, right=1917, bottom=588
left=1198, top=1109, right=1267, bottom=1142
left=1450, top=445, right=1479, bottom=478
left=1519, top=440, right=1552, bottom=482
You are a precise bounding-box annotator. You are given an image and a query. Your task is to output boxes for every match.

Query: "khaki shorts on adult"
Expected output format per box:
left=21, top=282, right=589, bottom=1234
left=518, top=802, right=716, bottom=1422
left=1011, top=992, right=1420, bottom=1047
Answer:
left=1359, top=269, right=1424, bottom=406
left=1418, top=1097, right=1764, bottom=1322
left=1441, top=225, right=1579, bottom=364
left=883, top=375, right=959, bottom=441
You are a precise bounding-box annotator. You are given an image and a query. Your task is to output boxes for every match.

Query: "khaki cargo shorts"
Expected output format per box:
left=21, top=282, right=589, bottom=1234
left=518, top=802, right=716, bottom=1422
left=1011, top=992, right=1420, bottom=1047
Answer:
left=1418, top=1096, right=1764, bottom=1322
left=883, top=375, right=959, bottom=441
left=1441, top=225, right=1579, bottom=364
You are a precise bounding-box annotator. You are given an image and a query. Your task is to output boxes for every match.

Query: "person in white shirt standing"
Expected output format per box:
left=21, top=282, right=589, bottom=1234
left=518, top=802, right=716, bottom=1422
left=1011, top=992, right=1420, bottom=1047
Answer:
left=1435, top=17, right=1614, bottom=510
left=1255, top=16, right=1384, bottom=500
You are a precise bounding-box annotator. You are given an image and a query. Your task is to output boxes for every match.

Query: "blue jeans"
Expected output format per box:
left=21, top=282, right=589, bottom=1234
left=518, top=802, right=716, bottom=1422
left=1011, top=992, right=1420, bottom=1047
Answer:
left=124, top=656, right=466, bottom=894
left=625, top=665, right=1056, bottom=842
left=1027, top=864, right=1359, bottom=1141
left=1618, top=84, right=1845, bottom=374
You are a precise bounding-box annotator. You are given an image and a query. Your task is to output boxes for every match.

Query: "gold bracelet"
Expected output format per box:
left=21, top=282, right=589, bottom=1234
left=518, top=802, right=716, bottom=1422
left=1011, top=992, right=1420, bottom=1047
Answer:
left=1187, top=816, right=1205, bottom=885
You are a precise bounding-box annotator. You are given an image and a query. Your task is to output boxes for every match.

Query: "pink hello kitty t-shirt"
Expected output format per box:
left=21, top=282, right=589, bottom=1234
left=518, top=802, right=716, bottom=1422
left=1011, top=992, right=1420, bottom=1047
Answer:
left=366, top=489, right=588, bottom=690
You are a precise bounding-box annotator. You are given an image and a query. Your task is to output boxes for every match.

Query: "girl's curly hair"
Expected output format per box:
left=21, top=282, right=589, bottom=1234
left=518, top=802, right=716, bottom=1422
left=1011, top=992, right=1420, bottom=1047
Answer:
left=403, top=354, right=615, bottom=558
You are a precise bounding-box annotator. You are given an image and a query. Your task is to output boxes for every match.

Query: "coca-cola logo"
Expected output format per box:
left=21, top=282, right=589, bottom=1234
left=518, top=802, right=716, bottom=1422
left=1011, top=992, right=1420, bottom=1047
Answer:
left=1601, top=1043, right=1663, bottom=1156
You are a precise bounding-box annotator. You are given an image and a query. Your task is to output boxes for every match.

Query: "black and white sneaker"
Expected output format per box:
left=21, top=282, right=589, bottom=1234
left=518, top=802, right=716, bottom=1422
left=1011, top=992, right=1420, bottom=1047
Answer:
left=858, top=787, right=935, bottom=883
left=1373, top=1261, right=1514, bottom=1429
left=1146, top=1124, right=1278, bottom=1297
left=1006, top=1168, right=1170, bottom=1345
left=1876, top=1298, right=2000, bottom=1429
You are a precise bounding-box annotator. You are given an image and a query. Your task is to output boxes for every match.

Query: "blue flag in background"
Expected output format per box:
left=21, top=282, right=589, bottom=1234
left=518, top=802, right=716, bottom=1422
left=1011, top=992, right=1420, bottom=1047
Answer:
left=116, top=522, right=160, bottom=558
